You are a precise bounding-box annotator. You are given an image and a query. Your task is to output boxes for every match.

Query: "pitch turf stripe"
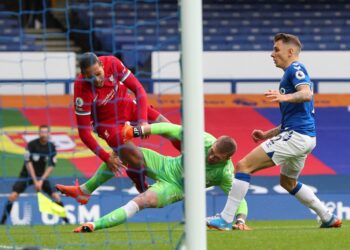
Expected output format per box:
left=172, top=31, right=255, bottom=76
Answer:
left=0, top=245, right=59, bottom=250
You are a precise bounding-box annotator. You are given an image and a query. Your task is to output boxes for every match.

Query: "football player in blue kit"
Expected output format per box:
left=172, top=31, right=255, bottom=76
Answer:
left=207, top=33, right=342, bottom=230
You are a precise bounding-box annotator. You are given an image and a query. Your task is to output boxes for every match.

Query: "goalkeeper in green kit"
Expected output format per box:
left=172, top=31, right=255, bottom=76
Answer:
left=71, top=122, right=250, bottom=232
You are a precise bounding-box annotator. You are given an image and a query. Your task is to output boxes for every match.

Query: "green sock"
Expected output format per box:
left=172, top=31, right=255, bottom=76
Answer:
left=81, top=163, right=114, bottom=193
left=94, top=207, right=127, bottom=230
left=235, top=198, right=248, bottom=220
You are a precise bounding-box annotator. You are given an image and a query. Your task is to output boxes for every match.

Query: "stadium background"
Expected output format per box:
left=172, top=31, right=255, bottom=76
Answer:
left=0, top=0, right=349, bottom=231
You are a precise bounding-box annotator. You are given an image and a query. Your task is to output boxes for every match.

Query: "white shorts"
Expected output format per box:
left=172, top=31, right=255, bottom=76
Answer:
left=261, top=130, right=316, bottom=179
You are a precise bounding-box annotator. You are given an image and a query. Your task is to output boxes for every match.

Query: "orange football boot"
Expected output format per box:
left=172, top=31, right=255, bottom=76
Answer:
left=73, top=223, right=94, bottom=233
left=320, top=214, right=342, bottom=228
left=56, top=179, right=90, bottom=205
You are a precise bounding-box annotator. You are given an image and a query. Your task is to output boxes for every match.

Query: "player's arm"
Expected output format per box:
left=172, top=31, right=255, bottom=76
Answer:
left=24, top=143, right=40, bottom=191
left=265, top=66, right=313, bottom=103
left=112, top=57, right=148, bottom=123
left=123, top=122, right=214, bottom=143
left=76, top=115, right=110, bottom=162
left=77, top=112, right=126, bottom=174
left=76, top=119, right=109, bottom=163
left=26, top=161, right=37, bottom=183
left=76, top=114, right=124, bottom=173
left=252, top=125, right=281, bottom=142
left=40, top=144, right=57, bottom=181
left=123, top=122, right=182, bottom=142
left=219, top=165, right=235, bottom=195
left=41, top=167, right=54, bottom=181
left=37, top=166, right=54, bottom=192
left=265, top=84, right=312, bottom=103
left=74, top=81, right=110, bottom=163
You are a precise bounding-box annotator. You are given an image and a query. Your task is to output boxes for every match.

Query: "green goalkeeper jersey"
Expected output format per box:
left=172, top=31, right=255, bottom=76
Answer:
left=141, top=123, right=233, bottom=194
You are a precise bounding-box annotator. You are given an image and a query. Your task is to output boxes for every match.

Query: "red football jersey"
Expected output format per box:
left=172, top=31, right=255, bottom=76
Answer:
left=74, top=56, right=148, bottom=162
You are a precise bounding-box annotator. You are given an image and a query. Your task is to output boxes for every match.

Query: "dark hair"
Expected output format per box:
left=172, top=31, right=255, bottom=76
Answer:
left=39, top=125, right=49, bottom=131
left=216, top=136, right=237, bottom=156
left=79, top=52, right=100, bottom=74
left=274, top=33, right=302, bottom=52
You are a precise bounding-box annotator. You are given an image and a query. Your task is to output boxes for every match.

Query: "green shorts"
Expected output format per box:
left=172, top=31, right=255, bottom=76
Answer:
left=141, top=147, right=184, bottom=207
left=148, top=182, right=184, bottom=208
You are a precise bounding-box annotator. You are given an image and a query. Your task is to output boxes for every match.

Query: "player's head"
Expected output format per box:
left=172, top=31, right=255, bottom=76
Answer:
left=271, top=33, right=302, bottom=69
left=207, top=136, right=237, bottom=165
left=38, top=125, right=50, bottom=144
left=79, top=52, right=105, bottom=88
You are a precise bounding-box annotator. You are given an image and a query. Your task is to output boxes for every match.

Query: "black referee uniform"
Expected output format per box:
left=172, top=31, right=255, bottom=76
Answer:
left=1, top=138, right=68, bottom=224
left=12, top=138, right=57, bottom=195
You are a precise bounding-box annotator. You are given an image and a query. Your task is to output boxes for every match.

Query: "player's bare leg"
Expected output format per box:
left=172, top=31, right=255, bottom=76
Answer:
left=1, top=192, right=18, bottom=224
left=73, top=190, right=158, bottom=233
left=281, top=174, right=342, bottom=228
left=119, top=142, right=149, bottom=192
left=207, top=146, right=274, bottom=230
left=57, top=142, right=147, bottom=203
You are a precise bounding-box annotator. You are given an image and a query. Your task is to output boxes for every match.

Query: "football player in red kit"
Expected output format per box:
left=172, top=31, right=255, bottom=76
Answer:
left=56, top=52, right=179, bottom=202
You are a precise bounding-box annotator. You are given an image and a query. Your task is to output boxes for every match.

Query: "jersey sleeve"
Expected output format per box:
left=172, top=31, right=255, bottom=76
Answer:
left=204, top=132, right=217, bottom=147
left=48, top=143, right=57, bottom=167
left=288, top=63, right=312, bottom=89
left=150, top=123, right=182, bottom=140
left=110, top=56, right=131, bottom=83
left=219, top=163, right=234, bottom=194
left=150, top=123, right=217, bottom=144
left=24, top=141, right=34, bottom=163
left=110, top=57, right=148, bottom=122
left=74, top=79, right=93, bottom=116
left=74, top=80, right=110, bottom=162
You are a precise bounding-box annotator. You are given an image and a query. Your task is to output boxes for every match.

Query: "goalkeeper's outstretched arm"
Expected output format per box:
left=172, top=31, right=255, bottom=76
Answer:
left=148, top=123, right=182, bottom=139
left=124, top=122, right=182, bottom=141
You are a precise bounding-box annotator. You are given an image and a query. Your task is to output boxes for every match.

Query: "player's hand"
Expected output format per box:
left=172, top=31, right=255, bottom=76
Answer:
left=34, top=180, right=43, bottom=192
left=252, top=129, right=266, bottom=143
left=122, top=122, right=144, bottom=142
left=140, top=122, right=150, bottom=139
left=264, top=89, right=286, bottom=103
left=106, top=152, right=126, bottom=175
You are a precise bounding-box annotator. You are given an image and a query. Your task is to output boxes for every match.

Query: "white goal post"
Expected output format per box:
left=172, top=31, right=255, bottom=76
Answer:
left=181, top=0, right=206, bottom=250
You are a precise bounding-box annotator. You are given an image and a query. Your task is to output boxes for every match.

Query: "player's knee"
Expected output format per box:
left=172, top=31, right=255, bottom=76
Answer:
left=119, top=146, right=144, bottom=167
left=236, top=159, right=251, bottom=173
left=135, top=192, right=158, bottom=209
left=8, top=192, right=18, bottom=202
left=145, top=191, right=159, bottom=208
left=146, top=194, right=158, bottom=208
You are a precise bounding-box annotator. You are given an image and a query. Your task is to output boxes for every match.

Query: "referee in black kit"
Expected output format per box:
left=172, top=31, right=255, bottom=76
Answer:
left=1, top=125, right=69, bottom=224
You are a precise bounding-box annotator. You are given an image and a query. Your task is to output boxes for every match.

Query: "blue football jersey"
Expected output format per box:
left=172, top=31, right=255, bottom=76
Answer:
left=279, top=61, right=316, bottom=136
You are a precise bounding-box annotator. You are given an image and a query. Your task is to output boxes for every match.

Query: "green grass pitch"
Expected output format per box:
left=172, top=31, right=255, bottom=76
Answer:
left=0, top=220, right=348, bottom=250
